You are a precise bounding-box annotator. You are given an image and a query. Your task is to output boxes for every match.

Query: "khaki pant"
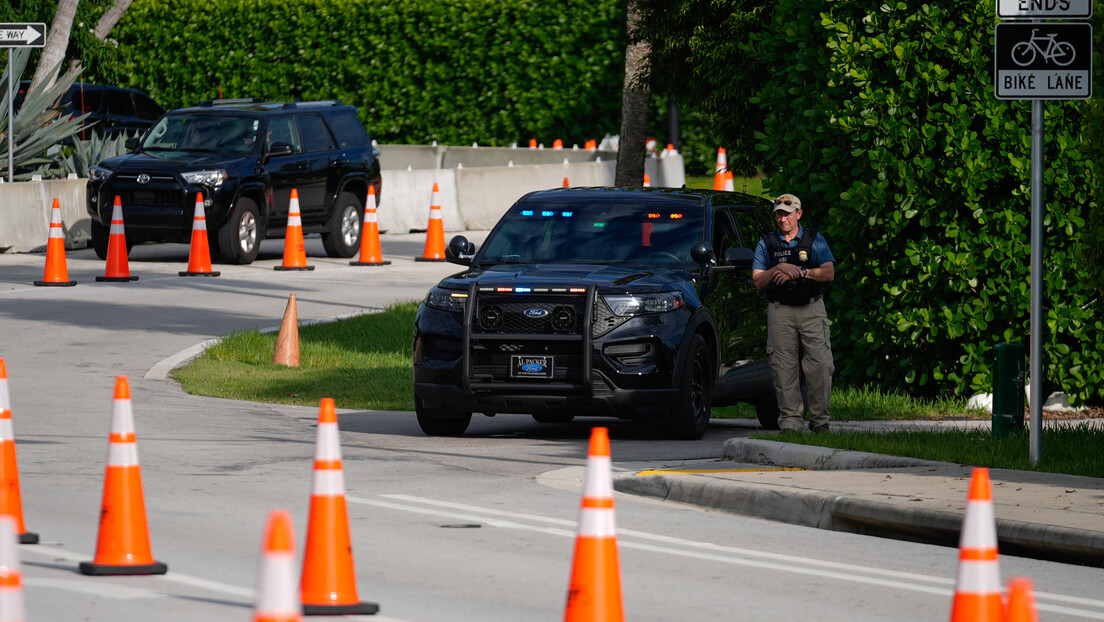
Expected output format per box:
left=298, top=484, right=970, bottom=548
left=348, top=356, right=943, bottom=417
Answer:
left=766, top=298, right=834, bottom=431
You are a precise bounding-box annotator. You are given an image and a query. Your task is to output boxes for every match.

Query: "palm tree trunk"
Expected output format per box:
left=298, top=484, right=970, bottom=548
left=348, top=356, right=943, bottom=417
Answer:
left=615, top=0, right=651, bottom=187
left=28, top=0, right=79, bottom=94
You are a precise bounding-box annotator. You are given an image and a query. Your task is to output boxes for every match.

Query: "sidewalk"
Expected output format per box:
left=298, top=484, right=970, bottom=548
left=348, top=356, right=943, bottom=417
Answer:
left=614, top=431, right=1104, bottom=567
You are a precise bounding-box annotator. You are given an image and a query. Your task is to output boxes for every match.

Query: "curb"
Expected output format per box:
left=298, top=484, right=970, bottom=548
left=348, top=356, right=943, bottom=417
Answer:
left=613, top=438, right=1104, bottom=568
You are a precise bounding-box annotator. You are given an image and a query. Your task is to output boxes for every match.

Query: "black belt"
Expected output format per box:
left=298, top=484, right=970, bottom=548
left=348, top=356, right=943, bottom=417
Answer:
left=773, top=294, right=821, bottom=307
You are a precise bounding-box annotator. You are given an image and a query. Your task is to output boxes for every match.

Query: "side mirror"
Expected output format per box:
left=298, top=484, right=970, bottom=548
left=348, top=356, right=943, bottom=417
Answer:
left=124, top=137, right=140, bottom=151
left=691, top=241, right=715, bottom=265
left=723, top=247, right=755, bottom=270
left=267, top=142, right=294, bottom=157
left=447, top=235, right=475, bottom=266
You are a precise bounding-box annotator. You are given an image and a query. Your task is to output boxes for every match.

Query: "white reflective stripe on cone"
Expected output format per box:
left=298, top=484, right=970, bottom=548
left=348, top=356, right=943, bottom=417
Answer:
left=577, top=506, right=616, bottom=537
left=107, top=442, right=140, bottom=467
left=311, top=469, right=346, bottom=496
left=953, top=561, right=1001, bottom=593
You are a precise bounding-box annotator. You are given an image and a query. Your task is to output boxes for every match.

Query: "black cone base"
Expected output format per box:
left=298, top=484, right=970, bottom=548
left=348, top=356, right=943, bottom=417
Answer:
left=179, top=271, right=221, bottom=277
left=350, top=260, right=391, bottom=266
left=18, top=531, right=39, bottom=544
left=33, top=280, right=77, bottom=286
left=79, top=560, right=168, bottom=576
left=302, top=601, right=380, bottom=615
left=274, top=265, right=315, bottom=271
left=96, top=275, right=139, bottom=282
left=414, top=257, right=446, bottom=262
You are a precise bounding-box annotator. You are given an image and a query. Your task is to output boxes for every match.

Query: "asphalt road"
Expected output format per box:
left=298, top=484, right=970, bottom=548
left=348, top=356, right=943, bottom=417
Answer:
left=2, top=235, right=1103, bottom=621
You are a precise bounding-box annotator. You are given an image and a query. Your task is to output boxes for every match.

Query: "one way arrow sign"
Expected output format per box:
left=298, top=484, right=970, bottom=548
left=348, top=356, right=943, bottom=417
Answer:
left=0, top=23, right=47, bottom=47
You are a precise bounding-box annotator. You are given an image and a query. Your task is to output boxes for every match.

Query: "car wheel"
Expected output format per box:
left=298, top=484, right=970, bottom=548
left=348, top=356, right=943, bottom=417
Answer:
left=415, top=395, right=472, bottom=436
left=532, top=414, right=575, bottom=424
left=90, top=219, right=110, bottom=260
left=755, top=390, right=780, bottom=430
left=663, top=334, right=713, bottom=440
left=218, top=198, right=261, bottom=265
left=90, top=218, right=134, bottom=260
left=321, top=191, right=363, bottom=258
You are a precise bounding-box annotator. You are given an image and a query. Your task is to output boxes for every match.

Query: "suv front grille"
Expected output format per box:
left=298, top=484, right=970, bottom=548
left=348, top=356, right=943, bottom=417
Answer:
left=474, top=294, right=587, bottom=335
left=121, top=188, right=183, bottom=208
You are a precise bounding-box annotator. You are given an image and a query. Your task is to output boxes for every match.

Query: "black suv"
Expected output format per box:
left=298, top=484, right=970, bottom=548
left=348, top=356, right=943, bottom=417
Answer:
left=412, top=187, right=780, bottom=439
left=86, top=99, right=382, bottom=264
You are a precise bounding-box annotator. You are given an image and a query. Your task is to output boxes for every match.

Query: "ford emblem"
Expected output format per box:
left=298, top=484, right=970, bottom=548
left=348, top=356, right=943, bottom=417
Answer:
left=521, top=363, right=545, bottom=373
left=524, top=308, right=549, bottom=318
left=136, top=174, right=151, bottom=185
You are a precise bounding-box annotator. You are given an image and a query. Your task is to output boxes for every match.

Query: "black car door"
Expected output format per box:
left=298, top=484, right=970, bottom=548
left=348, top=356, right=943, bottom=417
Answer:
left=264, top=115, right=313, bottom=233
left=292, top=113, right=338, bottom=226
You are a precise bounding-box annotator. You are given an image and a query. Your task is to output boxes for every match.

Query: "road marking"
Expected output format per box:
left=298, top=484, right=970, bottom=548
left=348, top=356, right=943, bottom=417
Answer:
left=20, top=544, right=255, bottom=600
left=360, top=494, right=1104, bottom=620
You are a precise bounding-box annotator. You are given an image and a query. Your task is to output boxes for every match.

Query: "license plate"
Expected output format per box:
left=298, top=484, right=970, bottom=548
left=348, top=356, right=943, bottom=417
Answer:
left=511, top=355, right=553, bottom=379
left=133, top=190, right=156, bottom=205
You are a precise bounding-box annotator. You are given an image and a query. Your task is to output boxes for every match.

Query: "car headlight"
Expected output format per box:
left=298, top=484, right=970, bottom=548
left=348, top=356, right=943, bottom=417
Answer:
left=181, top=169, right=228, bottom=188
left=425, top=287, right=468, bottom=313
left=602, top=292, right=684, bottom=316
left=88, top=165, right=112, bottom=182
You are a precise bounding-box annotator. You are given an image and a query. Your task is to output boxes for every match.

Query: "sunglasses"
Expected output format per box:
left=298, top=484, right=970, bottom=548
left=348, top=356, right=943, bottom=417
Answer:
left=773, top=198, right=796, bottom=206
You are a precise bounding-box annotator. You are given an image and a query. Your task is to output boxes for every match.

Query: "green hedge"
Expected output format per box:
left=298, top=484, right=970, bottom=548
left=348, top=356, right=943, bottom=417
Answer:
left=747, top=2, right=1100, bottom=403
left=104, top=0, right=625, bottom=147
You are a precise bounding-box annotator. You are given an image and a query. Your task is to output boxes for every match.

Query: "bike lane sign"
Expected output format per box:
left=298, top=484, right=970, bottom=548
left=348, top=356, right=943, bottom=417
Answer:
left=994, top=23, right=1092, bottom=99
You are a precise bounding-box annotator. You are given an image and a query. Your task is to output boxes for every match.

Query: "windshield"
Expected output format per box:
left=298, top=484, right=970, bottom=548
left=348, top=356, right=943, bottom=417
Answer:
left=478, top=200, right=704, bottom=265
left=142, top=113, right=260, bottom=155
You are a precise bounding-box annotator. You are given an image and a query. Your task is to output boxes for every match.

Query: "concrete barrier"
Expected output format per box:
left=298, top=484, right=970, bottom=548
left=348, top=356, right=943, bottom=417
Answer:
left=0, top=145, right=684, bottom=252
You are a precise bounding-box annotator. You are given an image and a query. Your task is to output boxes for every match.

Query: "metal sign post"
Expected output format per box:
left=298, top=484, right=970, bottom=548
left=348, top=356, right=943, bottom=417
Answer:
left=993, top=5, right=1092, bottom=466
left=1, top=23, right=48, bottom=183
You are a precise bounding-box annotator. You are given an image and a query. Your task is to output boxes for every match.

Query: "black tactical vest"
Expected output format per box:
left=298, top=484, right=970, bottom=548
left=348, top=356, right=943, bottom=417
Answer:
left=763, top=228, right=824, bottom=305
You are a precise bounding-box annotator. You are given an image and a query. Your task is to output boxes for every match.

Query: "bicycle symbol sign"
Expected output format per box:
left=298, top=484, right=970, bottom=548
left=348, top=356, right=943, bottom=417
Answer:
left=994, top=23, right=1092, bottom=99
left=1011, top=29, right=1076, bottom=66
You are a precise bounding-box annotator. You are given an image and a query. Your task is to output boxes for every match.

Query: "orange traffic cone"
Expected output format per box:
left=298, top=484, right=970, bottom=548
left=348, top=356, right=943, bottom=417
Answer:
left=563, top=176, right=571, bottom=188
left=0, top=359, right=38, bottom=545
left=415, top=183, right=447, bottom=262
left=350, top=186, right=390, bottom=266
left=0, top=516, right=25, bottom=621
left=950, top=468, right=1002, bottom=622
left=553, top=138, right=564, bottom=149
left=273, top=294, right=300, bottom=367
left=1004, top=577, right=1038, bottom=622
left=97, top=196, right=139, bottom=282
left=300, top=398, right=378, bottom=615
left=723, top=170, right=735, bottom=192
left=179, top=192, right=221, bottom=277
left=275, top=189, right=315, bottom=271
left=254, top=510, right=302, bottom=622
left=712, top=147, right=727, bottom=191
left=564, top=427, right=623, bottom=622
left=80, top=376, right=167, bottom=576
left=529, top=138, right=538, bottom=149
left=642, top=173, right=651, bottom=187
left=34, top=198, right=77, bottom=286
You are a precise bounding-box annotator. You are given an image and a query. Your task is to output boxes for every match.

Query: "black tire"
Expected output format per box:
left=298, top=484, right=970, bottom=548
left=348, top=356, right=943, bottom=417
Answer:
left=322, top=191, right=363, bottom=258
left=90, top=218, right=134, bottom=260
left=663, top=334, right=713, bottom=440
left=217, top=198, right=261, bottom=265
left=532, top=414, right=575, bottom=424
left=755, top=391, right=780, bottom=430
left=90, top=219, right=110, bottom=260
left=415, top=395, right=472, bottom=436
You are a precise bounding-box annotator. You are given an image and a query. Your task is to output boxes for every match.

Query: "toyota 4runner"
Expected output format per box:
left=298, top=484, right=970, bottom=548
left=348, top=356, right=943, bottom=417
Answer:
left=86, top=99, right=382, bottom=264
left=412, top=186, right=780, bottom=439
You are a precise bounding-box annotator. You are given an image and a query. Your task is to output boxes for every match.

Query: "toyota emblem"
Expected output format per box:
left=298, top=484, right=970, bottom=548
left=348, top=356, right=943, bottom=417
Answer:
left=136, top=174, right=151, bottom=185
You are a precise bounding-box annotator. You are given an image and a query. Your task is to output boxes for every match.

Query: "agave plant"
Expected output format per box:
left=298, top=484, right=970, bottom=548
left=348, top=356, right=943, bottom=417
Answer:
left=1, top=48, right=91, bottom=181
left=51, top=131, right=133, bottom=179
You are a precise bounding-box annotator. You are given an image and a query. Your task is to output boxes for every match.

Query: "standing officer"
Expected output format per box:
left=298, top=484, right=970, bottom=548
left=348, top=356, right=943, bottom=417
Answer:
left=751, top=194, right=836, bottom=433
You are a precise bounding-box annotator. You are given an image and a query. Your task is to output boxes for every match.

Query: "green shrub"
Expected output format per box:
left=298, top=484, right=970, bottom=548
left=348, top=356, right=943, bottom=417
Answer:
left=105, top=0, right=626, bottom=147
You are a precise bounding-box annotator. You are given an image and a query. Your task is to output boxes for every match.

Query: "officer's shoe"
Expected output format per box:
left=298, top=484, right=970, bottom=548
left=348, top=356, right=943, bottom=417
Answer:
left=810, top=423, right=830, bottom=435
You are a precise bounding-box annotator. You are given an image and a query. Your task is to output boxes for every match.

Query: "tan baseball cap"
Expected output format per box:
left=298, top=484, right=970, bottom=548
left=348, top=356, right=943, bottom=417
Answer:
left=772, top=194, right=801, bottom=213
